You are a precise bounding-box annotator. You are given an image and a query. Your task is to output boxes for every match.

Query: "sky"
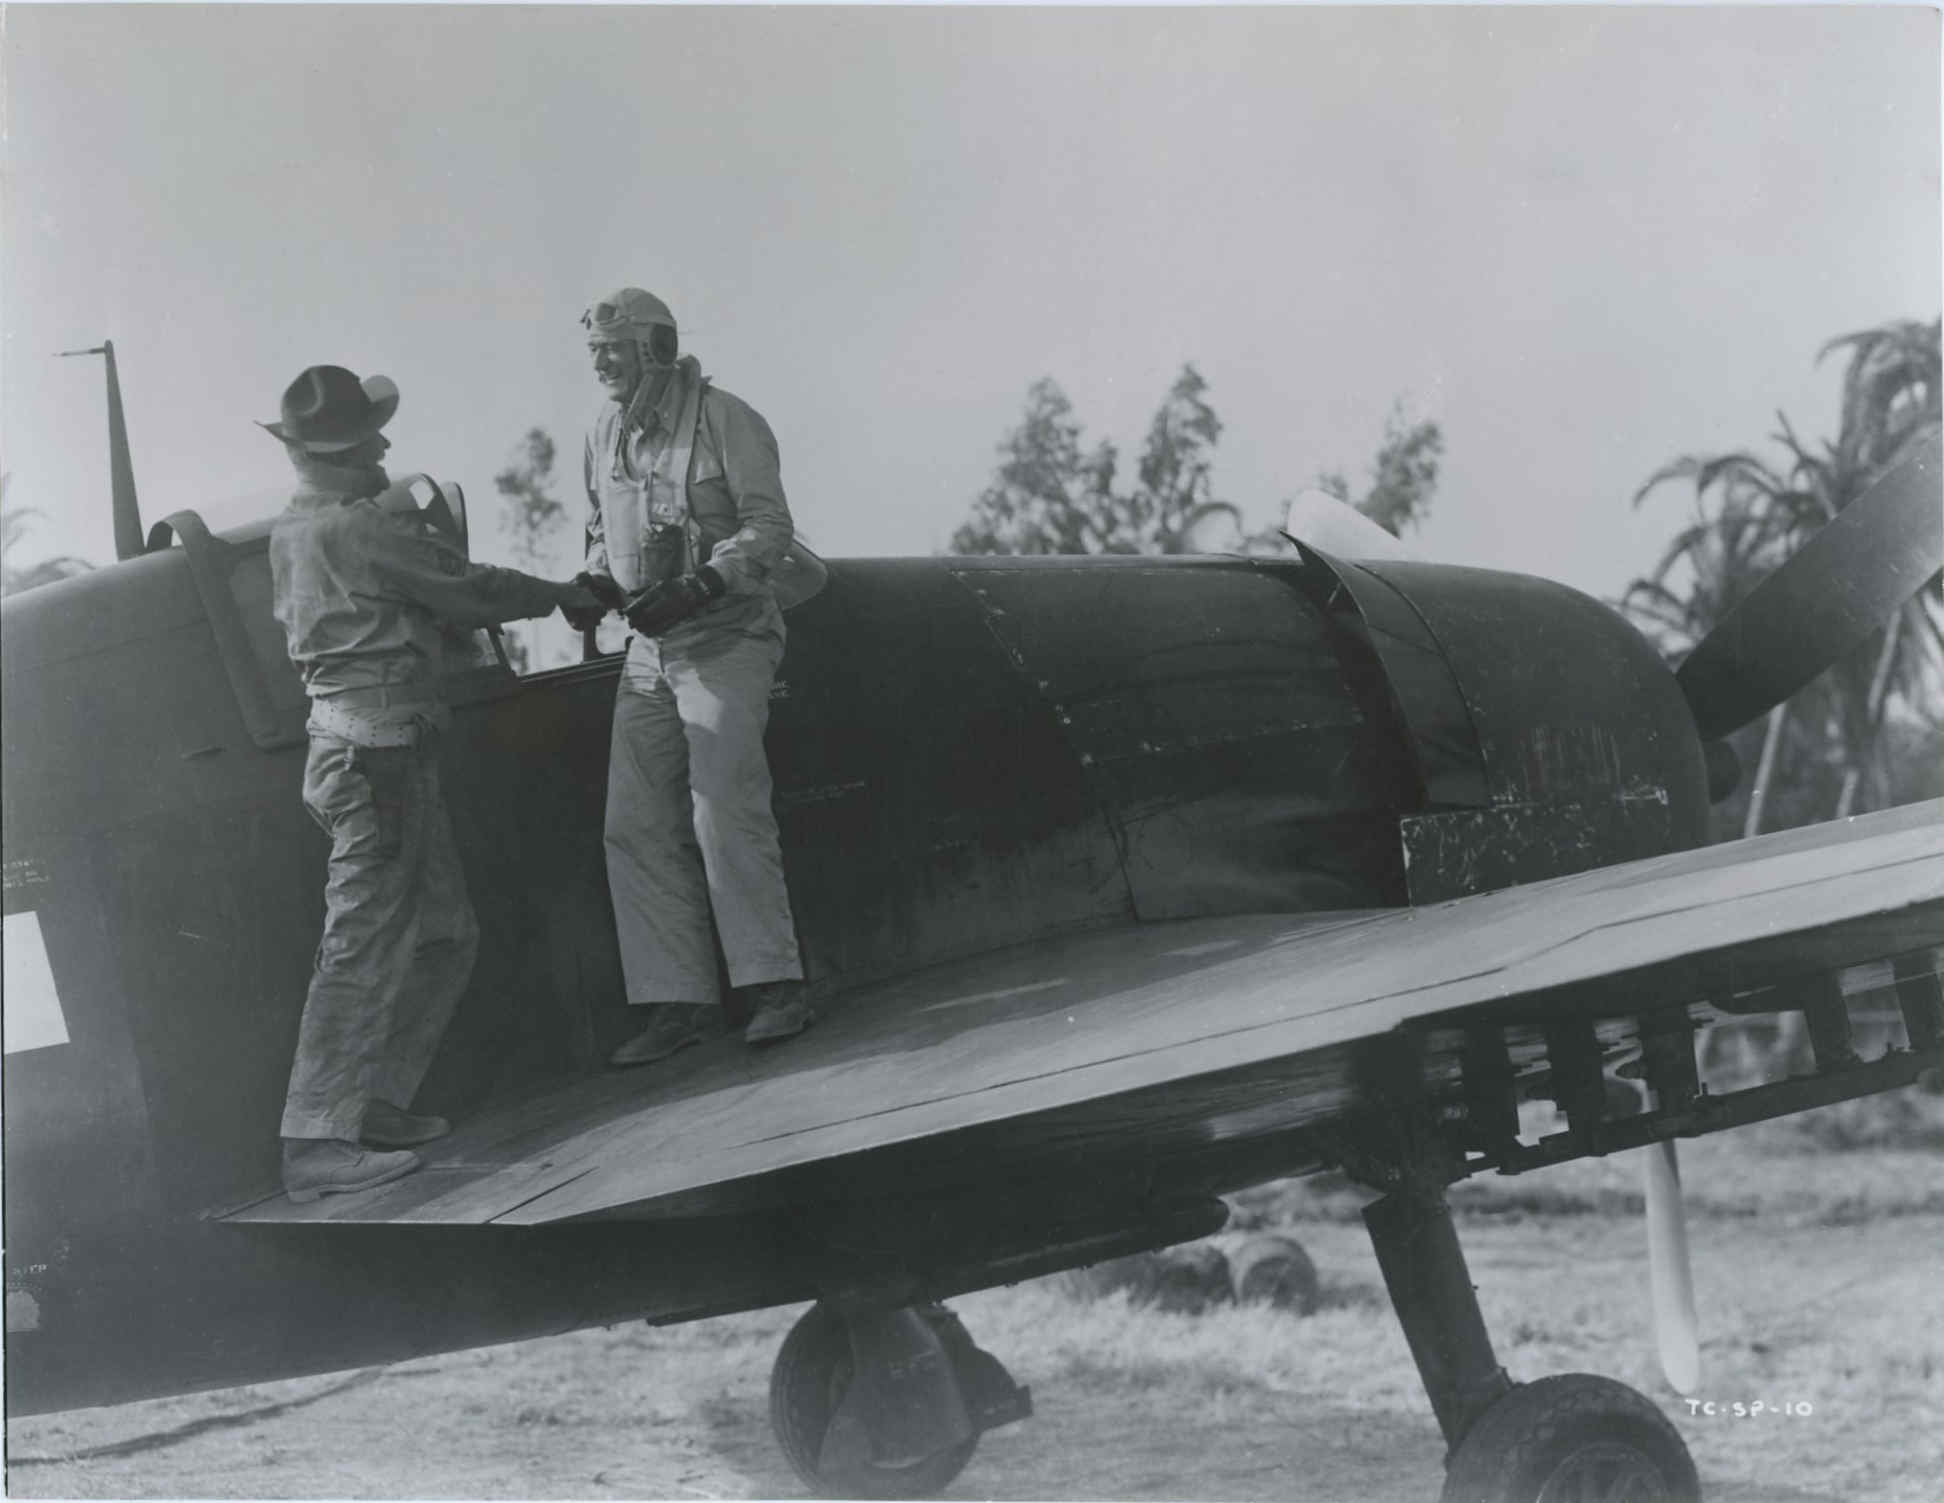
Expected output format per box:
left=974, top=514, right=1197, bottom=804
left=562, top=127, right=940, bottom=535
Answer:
left=3, top=4, right=1938, bottom=602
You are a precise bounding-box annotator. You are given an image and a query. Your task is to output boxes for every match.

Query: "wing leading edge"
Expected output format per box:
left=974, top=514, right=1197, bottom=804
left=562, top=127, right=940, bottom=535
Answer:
left=220, top=798, right=1943, bottom=1228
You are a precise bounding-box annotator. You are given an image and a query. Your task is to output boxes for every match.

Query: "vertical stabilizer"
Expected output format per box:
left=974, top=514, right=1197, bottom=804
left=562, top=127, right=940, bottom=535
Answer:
left=103, top=342, right=144, bottom=560
left=57, top=340, right=145, bottom=560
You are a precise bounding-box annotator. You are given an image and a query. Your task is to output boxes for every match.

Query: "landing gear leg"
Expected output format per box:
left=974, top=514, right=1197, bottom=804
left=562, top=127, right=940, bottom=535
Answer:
left=768, top=1300, right=1031, bottom=1499
left=1363, top=1185, right=1700, bottom=1503
left=1363, top=1185, right=1512, bottom=1450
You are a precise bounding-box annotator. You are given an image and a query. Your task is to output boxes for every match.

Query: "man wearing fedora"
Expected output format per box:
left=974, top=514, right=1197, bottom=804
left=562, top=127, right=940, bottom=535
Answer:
left=570, top=288, right=814, bottom=1069
left=264, top=363, right=598, bottom=1203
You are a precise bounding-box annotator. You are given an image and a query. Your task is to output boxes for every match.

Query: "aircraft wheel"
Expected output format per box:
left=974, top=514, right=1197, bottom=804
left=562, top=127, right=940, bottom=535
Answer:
left=1230, top=1233, right=1319, bottom=1313
left=769, top=1302, right=978, bottom=1499
left=1440, top=1374, right=1700, bottom=1503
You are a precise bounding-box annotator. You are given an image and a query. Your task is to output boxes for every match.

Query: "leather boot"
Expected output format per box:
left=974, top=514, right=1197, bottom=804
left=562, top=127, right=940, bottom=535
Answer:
left=742, top=980, right=813, bottom=1045
left=282, top=1138, right=420, bottom=1204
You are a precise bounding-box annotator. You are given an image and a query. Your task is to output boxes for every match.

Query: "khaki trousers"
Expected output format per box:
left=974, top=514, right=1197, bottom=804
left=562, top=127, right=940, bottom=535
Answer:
left=282, top=735, right=480, bottom=1140
left=605, top=598, right=803, bottom=1006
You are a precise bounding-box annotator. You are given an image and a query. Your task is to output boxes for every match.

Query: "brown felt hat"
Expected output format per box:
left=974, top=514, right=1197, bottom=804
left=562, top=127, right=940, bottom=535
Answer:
left=257, top=366, right=399, bottom=453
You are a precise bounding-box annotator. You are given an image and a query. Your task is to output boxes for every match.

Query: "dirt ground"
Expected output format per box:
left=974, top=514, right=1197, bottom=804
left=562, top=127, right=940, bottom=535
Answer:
left=7, top=1103, right=1942, bottom=1502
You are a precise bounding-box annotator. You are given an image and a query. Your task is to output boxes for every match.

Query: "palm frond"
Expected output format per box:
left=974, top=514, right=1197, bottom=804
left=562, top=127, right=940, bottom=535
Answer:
left=1630, top=456, right=1708, bottom=509
left=1692, top=451, right=1787, bottom=502
left=1628, top=316, right=1941, bottom=820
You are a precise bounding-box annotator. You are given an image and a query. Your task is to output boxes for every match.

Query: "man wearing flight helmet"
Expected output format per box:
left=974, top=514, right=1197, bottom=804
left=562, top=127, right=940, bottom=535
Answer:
left=264, top=364, right=598, bottom=1202
left=571, top=288, right=812, bottom=1066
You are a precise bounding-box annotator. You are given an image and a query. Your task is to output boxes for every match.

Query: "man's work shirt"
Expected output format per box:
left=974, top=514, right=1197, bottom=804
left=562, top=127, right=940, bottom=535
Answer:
left=583, top=355, right=794, bottom=600
left=271, top=481, right=561, bottom=744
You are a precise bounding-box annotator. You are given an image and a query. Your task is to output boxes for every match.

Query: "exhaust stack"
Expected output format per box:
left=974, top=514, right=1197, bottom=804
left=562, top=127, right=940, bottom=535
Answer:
left=57, top=340, right=144, bottom=561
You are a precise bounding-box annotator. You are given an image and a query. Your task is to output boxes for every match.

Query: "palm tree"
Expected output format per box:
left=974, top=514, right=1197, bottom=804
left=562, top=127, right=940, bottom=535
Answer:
left=1623, top=318, right=1943, bottom=841
left=1, top=476, right=95, bottom=597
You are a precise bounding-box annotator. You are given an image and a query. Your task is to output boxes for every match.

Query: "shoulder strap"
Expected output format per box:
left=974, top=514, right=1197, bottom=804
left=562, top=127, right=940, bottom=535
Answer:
left=668, top=363, right=709, bottom=505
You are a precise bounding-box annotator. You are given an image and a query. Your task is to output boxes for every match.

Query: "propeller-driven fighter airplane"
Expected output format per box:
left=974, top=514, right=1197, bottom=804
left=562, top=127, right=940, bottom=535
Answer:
left=5, top=344, right=1941, bottom=1502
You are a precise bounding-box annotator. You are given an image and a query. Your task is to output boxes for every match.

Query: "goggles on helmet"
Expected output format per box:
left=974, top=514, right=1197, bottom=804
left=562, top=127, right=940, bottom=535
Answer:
left=581, top=289, right=674, bottom=335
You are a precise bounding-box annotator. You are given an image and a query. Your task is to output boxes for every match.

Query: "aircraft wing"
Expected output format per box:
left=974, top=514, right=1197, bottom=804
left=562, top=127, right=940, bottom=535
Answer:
left=220, top=797, right=1943, bottom=1229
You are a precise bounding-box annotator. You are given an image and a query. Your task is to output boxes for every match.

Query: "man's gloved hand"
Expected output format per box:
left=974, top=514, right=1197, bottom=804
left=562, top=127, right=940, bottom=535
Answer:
left=623, top=566, right=727, bottom=637
left=580, top=572, right=627, bottom=611
left=561, top=572, right=622, bottom=633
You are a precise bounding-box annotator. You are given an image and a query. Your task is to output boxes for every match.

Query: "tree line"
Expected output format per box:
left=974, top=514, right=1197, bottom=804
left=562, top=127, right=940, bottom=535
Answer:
left=948, top=365, right=1442, bottom=557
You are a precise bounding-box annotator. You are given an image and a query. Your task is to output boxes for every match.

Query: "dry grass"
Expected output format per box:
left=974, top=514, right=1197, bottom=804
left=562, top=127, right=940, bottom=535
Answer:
left=9, top=1089, right=1941, bottom=1502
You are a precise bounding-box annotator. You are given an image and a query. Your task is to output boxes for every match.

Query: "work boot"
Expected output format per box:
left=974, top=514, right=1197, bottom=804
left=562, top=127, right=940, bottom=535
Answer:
left=742, top=981, right=813, bottom=1046
left=608, top=1003, right=714, bottom=1068
left=281, top=1138, right=421, bottom=1205
left=360, top=1101, right=451, bottom=1148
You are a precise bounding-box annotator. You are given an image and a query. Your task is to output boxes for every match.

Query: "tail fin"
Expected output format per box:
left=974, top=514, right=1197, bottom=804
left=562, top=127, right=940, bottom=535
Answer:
left=57, top=341, right=145, bottom=561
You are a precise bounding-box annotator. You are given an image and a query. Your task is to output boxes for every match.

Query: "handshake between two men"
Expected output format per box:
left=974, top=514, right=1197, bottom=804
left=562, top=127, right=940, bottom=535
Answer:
left=565, top=564, right=728, bottom=639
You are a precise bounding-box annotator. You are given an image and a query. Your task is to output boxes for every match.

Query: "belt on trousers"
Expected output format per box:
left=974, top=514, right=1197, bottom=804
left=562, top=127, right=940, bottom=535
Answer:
left=306, top=692, right=443, bottom=748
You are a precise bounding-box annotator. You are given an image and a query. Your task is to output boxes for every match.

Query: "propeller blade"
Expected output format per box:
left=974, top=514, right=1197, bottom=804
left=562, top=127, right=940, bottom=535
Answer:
left=1641, top=1137, right=1700, bottom=1395
left=1676, top=433, right=1943, bottom=743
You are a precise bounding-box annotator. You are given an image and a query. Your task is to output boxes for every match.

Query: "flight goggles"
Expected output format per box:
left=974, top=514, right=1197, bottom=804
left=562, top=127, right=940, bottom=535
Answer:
left=581, top=291, right=674, bottom=338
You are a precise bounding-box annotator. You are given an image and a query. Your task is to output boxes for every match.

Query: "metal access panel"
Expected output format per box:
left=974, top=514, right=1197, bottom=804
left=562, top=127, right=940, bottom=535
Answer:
left=950, top=557, right=1415, bottom=920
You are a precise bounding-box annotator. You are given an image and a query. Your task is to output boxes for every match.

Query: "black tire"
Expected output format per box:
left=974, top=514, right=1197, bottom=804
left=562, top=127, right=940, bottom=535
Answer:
left=768, top=1302, right=979, bottom=1499
left=1230, top=1233, right=1319, bottom=1314
left=1441, top=1374, right=1701, bottom=1503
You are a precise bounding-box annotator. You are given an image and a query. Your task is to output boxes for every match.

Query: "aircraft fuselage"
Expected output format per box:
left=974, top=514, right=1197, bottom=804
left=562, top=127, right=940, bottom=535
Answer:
left=2, top=524, right=1707, bottom=1413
